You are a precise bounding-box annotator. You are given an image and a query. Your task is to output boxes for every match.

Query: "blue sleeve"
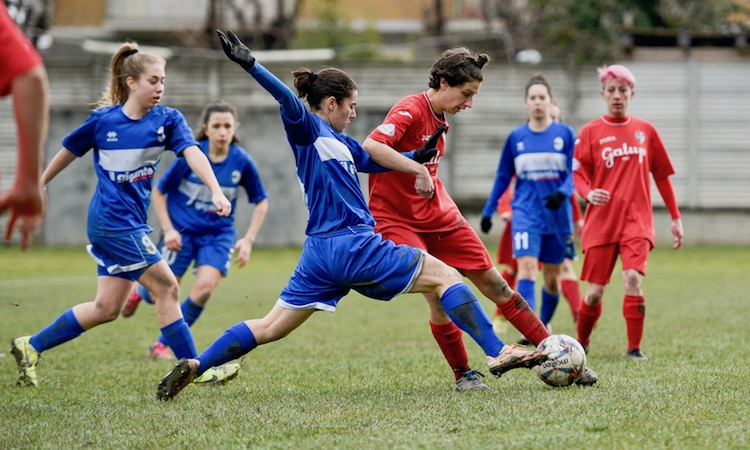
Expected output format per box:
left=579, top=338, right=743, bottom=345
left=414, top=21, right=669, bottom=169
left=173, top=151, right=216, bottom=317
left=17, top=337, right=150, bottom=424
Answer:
left=239, top=152, right=269, bottom=203
left=156, top=157, right=191, bottom=194
left=481, top=135, right=516, bottom=218
left=347, top=135, right=391, bottom=173
left=556, top=125, right=576, bottom=197
left=166, top=109, right=199, bottom=156
left=62, top=111, right=99, bottom=157
left=246, top=62, right=317, bottom=146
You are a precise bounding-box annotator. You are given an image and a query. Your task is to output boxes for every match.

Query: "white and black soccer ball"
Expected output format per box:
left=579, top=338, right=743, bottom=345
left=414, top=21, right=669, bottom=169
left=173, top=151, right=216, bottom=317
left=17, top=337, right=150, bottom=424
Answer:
left=534, top=334, right=587, bottom=387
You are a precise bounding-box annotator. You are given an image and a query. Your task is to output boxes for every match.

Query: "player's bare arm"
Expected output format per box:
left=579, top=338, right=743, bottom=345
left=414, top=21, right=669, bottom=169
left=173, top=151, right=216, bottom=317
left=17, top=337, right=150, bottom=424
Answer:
left=362, top=137, right=434, bottom=198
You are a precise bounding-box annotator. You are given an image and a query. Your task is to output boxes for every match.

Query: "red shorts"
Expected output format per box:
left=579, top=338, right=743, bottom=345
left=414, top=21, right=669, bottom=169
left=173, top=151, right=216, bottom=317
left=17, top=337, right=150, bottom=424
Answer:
left=580, top=238, right=652, bottom=285
left=377, top=222, right=493, bottom=273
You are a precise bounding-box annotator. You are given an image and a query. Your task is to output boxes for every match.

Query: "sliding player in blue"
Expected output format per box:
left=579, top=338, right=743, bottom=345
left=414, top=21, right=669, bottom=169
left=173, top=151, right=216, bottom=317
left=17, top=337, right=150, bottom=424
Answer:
left=10, top=42, right=240, bottom=388
left=157, top=30, right=548, bottom=401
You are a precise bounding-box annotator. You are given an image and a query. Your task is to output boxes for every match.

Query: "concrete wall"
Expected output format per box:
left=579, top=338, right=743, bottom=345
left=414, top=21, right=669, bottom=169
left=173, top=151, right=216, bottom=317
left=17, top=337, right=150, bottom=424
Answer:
left=2, top=50, right=750, bottom=247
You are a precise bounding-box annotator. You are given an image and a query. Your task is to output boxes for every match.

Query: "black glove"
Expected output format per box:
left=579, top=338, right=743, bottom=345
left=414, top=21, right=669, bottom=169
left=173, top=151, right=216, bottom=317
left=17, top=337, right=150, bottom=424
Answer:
left=216, top=30, right=256, bottom=70
left=480, top=216, right=492, bottom=233
left=413, top=124, right=446, bottom=164
left=544, top=191, right=567, bottom=210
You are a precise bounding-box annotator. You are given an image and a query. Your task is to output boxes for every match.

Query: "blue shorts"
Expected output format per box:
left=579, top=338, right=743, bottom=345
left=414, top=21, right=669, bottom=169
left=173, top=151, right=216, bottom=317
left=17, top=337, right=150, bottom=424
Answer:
left=510, top=226, right=567, bottom=265
left=159, top=231, right=235, bottom=278
left=278, top=226, right=425, bottom=312
left=87, top=231, right=162, bottom=281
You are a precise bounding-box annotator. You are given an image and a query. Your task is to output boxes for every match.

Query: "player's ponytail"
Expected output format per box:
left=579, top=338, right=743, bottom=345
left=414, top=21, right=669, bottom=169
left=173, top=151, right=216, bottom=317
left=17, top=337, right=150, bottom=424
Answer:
left=428, top=47, right=490, bottom=90
left=292, top=67, right=357, bottom=111
left=96, top=42, right=166, bottom=108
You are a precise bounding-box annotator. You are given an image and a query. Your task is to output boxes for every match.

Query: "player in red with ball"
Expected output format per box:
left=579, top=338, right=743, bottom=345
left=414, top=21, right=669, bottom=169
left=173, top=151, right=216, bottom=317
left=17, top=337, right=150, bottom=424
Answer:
left=573, top=65, right=684, bottom=361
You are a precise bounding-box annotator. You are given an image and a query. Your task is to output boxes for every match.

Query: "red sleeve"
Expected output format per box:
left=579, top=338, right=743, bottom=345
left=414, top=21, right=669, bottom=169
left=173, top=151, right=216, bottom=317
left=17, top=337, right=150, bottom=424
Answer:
left=648, top=125, right=675, bottom=180
left=0, top=7, right=43, bottom=97
left=366, top=98, right=417, bottom=151
left=655, top=177, right=681, bottom=219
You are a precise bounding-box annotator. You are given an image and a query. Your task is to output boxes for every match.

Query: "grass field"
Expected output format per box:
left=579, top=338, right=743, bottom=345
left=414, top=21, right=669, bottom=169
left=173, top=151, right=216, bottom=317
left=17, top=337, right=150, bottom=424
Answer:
left=1, top=245, right=749, bottom=449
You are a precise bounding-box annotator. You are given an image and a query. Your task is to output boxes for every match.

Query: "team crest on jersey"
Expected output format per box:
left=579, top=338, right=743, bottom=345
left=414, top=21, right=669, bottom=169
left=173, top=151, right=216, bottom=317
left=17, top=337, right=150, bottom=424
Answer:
left=516, top=141, right=525, bottom=151
left=231, top=170, right=241, bottom=184
left=377, top=123, right=396, bottom=137
left=157, top=126, right=166, bottom=143
left=635, top=130, right=645, bottom=144
left=553, top=137, right=564, bottom=151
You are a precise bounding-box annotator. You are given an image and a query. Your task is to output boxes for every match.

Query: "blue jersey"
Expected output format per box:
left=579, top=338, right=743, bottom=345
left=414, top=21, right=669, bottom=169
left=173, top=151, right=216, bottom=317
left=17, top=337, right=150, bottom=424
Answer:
left=62, top=104, right=197, bottom=237
left=247, top=62, right=388, bottom=236
left=156, top=140, right=268, bottom=235
left=482, top=121, right=576, bottom=234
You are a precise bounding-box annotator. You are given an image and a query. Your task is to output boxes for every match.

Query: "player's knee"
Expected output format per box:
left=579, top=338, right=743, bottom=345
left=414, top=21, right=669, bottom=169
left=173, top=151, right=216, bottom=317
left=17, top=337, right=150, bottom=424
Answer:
left=622, top=270, right=642, bottom=292
left=95, top=300, right=122, bottom=323
left=544, top=278, right=559, bottom=295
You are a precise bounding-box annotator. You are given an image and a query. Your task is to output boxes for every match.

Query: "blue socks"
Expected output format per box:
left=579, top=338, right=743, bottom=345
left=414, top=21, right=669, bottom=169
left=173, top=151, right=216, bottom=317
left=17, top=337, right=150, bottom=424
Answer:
left=517, top=279, right=536, bottom=312
left=440, top=283, right=504, bottom=357
left=196, top=323, right=257, bottom=376
left=539, top=288, right=560, bottom=327
left=158, top=297, right=203, bottom=346
left=160, top=318, right=197, bottom=359
left=137, top=283, right=153, bottom=304
left=29, top=308, right=85, bottom=353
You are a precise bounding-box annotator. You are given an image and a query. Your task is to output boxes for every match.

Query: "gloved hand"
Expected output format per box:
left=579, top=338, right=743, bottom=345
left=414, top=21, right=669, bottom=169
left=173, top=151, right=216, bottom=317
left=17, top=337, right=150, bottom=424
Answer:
left=480, top=216, right=492, bottom=233
left=216, top=30, right=256, bottom=70
left=544, top=191, right=567, bottom=210
left=413, top=124, right=446, bottom=164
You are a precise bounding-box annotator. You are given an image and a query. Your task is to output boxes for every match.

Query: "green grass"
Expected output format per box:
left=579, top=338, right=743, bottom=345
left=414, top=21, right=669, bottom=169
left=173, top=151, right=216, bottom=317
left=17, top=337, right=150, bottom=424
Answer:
left=1, top=245, right=749, bottom=449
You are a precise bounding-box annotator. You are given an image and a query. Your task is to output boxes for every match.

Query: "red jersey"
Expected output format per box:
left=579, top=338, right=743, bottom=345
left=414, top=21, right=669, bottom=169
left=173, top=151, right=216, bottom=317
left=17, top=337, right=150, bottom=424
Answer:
left=0, top=6, right=42, bottom=97
left=367, top=92, right=464, bottom=232
left=573, top=115, right=675, bottom=251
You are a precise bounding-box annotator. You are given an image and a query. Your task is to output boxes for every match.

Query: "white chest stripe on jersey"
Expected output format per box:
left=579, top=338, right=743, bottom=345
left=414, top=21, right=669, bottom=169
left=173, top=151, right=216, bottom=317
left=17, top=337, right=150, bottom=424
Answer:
left=514, top=152, right=568, bottom=180
left=178, top=179, right=238, bottom=206
left=99, top=146, right=166, bottom=172
left=314, top=136, right=354, bottom=163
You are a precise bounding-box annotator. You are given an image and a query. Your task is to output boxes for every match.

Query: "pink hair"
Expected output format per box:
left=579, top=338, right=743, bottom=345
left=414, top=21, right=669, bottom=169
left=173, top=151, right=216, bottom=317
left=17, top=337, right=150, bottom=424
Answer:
left=597, top=65, right=636, bottom=89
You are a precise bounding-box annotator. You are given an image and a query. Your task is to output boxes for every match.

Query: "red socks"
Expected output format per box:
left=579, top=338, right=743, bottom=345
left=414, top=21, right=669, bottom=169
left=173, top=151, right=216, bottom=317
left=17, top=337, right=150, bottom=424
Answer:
left=430, top=321, right=470, bottom=379
left=497, top=292, right=549, bottom=346
left=577, top=301, right=602, bottom=349
left=560, top=279, right=582, bottom=321
left=494, top=266, right=518, bottom=318
left=623, top=295, right=646, bottom=350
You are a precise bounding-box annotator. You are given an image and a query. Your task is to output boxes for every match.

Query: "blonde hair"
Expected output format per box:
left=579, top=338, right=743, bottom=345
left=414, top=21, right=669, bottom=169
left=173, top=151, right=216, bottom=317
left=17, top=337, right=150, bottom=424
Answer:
left=96, top=43, right=166, bottom=107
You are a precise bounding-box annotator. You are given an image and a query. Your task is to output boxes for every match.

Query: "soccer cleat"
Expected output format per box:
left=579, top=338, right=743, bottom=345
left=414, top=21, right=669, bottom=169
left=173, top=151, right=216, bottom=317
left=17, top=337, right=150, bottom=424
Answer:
left=487, top=344, right=548, bottom=377
left=10, top=336, right=40, bottom=387
left=192, top=362, right=241, bottom=385
left=627, top=348, right=650, bottom=361
left=575, top=366, right=599, bottom=386
left=157, top=358, right=200, bottom=401
left=147, top=341, right=174, bottom=360
left=455, top=370, right=489, bottom=392
left=121, top=288, right=143, bottom=317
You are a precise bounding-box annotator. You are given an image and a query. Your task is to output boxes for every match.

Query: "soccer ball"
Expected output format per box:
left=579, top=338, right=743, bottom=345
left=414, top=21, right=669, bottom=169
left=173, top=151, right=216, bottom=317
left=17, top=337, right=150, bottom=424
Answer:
left=534, top=334, right=587, bottom=387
